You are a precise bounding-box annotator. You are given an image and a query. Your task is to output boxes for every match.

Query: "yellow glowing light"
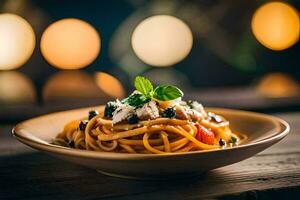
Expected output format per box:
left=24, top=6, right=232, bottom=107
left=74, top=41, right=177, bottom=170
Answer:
left=95, top=72, right=126, bottom=99
left=251, top=2, right=300, bottom=50
left=0, top=71, right=36, bottom=103
left=43, top=71, right=103, bottom=101
left=132, top=15, right=193, bottom=67
left=257, top=73, right=300, bottom=98
left=41, top=18, right=100, bottom=70
left=0, top=13, right=36, bottom=70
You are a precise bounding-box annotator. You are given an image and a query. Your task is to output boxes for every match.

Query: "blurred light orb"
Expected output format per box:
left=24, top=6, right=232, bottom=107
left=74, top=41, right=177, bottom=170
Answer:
left=41, top=18, right=100, bottom=70
left=257, top=73, right=300, bottom=98
left=95, top=72, right=126, bottom=99
left=0, top=71, right=36, bottom=103
left=43, top=71, right=103, bottom=101
left=0, top=13, right=36, bottom=70
left=132, top=15, right=193, bottom=67
left=251, top=2, right=300, bottom=51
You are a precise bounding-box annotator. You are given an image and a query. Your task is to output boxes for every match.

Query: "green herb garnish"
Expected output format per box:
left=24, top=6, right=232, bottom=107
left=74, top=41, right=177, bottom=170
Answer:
left=230, top=136, right=238, bottom=144
left=122, top=76, right=184, bottom=107
left=134, top=76, right=184, bottom=102
left=153, top=85, right=183, bottom=101
left=122, top=93, right=150, bottom=107
left=134, top=76, right=154, bottom=98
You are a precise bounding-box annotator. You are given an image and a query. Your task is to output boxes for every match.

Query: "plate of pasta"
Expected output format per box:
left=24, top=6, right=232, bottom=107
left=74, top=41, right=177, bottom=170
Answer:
left=13, top=76, right=290, bottom=179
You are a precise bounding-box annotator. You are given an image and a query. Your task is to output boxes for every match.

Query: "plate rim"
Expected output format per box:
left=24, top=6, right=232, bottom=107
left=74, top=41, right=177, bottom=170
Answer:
left=12, top=107, right=290, bottom=160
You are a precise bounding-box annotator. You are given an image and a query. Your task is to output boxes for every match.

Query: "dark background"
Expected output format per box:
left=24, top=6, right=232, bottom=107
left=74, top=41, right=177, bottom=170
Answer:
left=0, top=0, right=300, bottom=122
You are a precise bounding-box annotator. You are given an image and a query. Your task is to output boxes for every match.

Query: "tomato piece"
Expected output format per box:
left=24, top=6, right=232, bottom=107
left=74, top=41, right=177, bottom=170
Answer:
left=195, top=124, right=215, bottom=145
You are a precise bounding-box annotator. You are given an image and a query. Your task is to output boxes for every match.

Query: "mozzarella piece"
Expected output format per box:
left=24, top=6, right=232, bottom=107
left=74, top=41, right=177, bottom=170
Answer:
left=136, top=100, right=159, bottom=120
left=112, top=103, right=134, bottom=124
left=189, top=101, right=208, bottom=119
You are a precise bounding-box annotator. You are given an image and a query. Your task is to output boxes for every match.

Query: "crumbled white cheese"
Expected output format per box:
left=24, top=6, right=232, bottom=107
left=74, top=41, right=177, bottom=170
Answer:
left=185, top=107, right=205, bottom=121
left=136, top=100, right=159, bottom=120
left=189, top=101, right=208, bottom=119
left=112, top=103, right=134, bottom=124
left=175, top=105, right=189, bottom=120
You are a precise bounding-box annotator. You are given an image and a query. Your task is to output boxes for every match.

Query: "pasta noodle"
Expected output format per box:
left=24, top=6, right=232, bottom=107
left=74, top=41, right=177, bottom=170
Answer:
left=53, top=76, right=246, bottom=154
left=54, top=110, right=245, bottom=154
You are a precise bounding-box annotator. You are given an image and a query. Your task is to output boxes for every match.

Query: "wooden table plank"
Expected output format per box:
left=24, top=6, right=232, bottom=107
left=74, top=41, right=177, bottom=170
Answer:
left=0, top=113, right=299, bottom=199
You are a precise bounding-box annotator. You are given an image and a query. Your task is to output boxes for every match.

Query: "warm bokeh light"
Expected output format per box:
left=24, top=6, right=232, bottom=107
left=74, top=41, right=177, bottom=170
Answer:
left=43, top=71, right=103, bottom=101
left=0, top=13, right=36, bottom=70
left=251, top=2, right=300, bottom=51
left=94, top=72, right=126, bottom=99
left=257, top=73, right=300, bottom=98
left=0, top=71, right=36, bottom=103
left=40, top=18, right=100, bottom=70
left=132, top=15, right=193, bottom=67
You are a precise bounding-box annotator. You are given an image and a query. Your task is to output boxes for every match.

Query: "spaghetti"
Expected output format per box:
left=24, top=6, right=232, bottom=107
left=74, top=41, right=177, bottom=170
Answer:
left=54, top=76, right=244, bottom=154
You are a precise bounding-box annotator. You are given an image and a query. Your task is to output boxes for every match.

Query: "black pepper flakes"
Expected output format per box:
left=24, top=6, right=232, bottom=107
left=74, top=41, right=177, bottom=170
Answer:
left=128, top=114, right=139, bottom=124
left=69, top=141, right=75, bottom=148
left=104, top=102, right=117, bottom=118
left=162, top=107, right=176, bottom=118
left=79, top=120, right=88, bottom=131
left=88, top=110, right=99, bottom=120
left=219, top=139, right=226, bottom=146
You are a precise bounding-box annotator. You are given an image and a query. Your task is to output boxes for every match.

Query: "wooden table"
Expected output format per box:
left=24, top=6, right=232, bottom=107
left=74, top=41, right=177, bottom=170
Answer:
left=0, top=113, right=299, bottom=199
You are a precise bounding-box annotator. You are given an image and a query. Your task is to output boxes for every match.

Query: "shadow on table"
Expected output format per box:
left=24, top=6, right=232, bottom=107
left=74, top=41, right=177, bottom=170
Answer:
left=1, top=152, right=299, bottom=200
left=0, top=152, right=221, bottom=199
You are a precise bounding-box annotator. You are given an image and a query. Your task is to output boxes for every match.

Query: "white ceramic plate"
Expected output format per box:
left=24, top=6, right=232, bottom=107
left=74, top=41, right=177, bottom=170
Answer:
left=13, top=107, right=290, bottom=179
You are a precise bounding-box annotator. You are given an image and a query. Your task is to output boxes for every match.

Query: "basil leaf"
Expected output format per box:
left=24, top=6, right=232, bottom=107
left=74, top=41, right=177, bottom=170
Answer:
left=230, top=136, right=238, bottom=144
left=153, top=85, right=184, bottom=101
left=122, top=93, right=150, bottom=107
left=134, top=76, right=153, bottom=98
